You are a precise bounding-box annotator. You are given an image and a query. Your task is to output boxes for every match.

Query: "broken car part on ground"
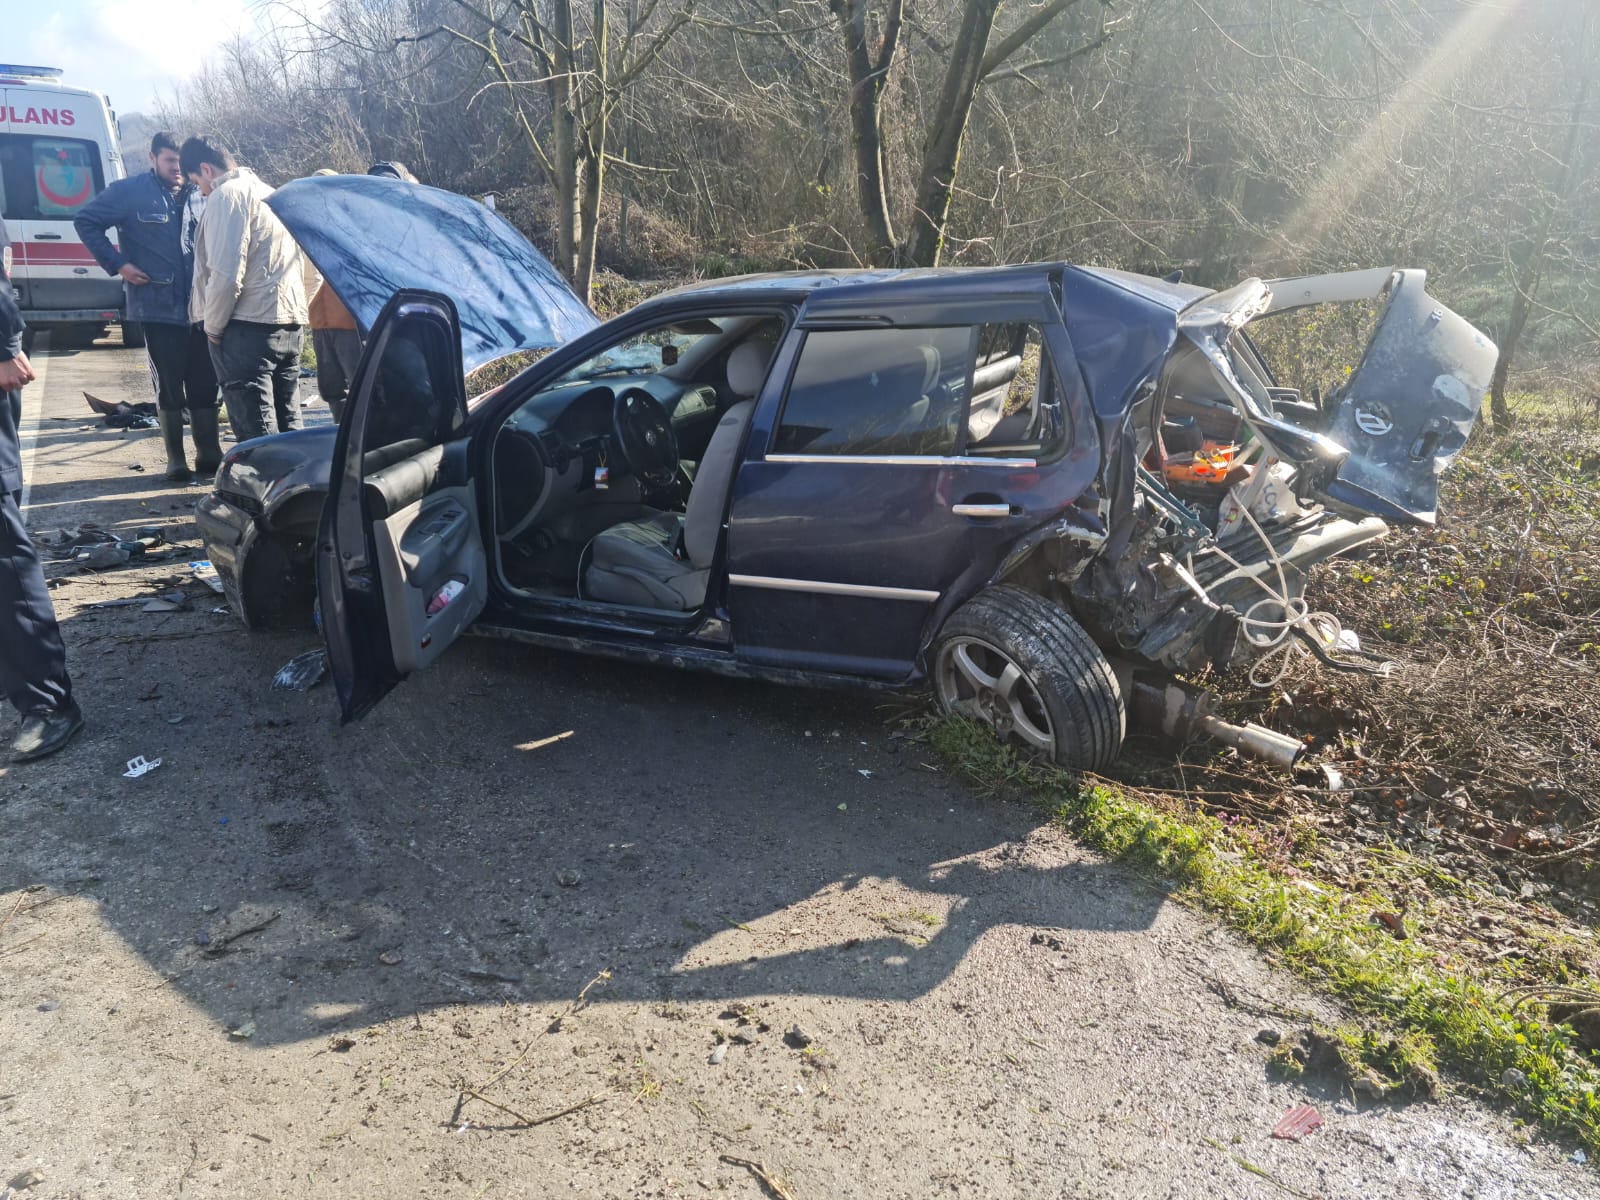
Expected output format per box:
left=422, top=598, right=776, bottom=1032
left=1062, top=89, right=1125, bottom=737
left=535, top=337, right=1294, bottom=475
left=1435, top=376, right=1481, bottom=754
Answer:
left=193, top=176, right=1496, bottom=769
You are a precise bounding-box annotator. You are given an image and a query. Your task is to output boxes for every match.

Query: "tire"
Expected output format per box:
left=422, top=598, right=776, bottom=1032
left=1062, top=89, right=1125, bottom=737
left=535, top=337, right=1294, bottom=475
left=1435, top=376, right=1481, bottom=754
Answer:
left=122, top=321, right=146, bottom=349
left=933, top=585, right=1125, bottom=771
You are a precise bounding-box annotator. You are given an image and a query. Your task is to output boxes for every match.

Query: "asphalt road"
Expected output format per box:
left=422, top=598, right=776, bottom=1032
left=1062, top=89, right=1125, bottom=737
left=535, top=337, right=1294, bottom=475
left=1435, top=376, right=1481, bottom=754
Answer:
left=0, top=334, right=1592, bottom=1199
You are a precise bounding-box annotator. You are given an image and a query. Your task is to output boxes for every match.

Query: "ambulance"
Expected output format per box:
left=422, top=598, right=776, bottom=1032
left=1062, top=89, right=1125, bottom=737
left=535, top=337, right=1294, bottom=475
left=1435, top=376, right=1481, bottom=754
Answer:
left=0, top=64, right=138, bottom=346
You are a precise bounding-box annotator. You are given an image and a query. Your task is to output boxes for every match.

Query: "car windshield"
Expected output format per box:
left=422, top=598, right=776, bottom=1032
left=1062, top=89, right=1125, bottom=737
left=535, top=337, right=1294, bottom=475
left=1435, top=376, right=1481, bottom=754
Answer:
left=550, top=318, right=728, bottom=384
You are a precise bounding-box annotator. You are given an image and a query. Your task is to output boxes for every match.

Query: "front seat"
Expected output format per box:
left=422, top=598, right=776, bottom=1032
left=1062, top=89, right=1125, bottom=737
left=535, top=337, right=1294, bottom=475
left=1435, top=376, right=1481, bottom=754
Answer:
left=584, top=393, right=759, bottom=609
left=681, top=340, right=770, bottom=484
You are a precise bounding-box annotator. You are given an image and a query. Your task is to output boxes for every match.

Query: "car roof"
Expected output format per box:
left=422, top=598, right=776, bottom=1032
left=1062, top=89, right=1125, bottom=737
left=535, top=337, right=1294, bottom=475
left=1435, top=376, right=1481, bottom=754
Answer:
left=649, top=262, right=1214, bottom=313
left=653, top=263, right=1058, bottom=304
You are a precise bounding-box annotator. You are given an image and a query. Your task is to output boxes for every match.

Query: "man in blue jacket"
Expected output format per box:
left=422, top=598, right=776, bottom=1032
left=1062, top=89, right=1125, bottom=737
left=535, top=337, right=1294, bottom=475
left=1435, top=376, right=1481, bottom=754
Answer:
left=0, top=220, right=84, bottom=762
left=75, top=131, right=221, bottom=482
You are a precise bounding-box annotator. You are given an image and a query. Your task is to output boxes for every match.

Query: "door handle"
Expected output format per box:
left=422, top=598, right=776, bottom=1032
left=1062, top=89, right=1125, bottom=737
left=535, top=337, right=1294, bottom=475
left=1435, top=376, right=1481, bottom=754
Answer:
left=952, top=503, right=1013, bottom=519
left=33, top=233, right=63, bottom=240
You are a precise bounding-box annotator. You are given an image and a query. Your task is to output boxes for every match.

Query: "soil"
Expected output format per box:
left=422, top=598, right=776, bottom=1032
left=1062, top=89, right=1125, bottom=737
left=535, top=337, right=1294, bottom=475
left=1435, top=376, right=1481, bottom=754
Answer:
left=1, top=335, right=1595, bottom=1198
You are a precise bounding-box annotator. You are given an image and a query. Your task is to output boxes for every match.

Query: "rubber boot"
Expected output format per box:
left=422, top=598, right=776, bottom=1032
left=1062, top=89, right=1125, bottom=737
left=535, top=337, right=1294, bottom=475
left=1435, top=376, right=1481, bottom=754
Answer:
left=158, top=410, right=193, bottom=483
left=191, top=407, right=224, bottom=477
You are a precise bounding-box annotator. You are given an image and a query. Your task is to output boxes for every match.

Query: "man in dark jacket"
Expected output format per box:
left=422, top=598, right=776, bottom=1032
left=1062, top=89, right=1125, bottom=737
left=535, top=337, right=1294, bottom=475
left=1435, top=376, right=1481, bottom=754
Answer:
left=0, top=220, right=83, bottom=762
left=75, top=131, right=221, bottom=482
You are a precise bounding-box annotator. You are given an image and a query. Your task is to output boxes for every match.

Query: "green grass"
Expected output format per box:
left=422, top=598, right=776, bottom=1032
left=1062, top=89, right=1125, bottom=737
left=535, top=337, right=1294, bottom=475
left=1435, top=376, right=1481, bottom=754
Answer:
left=929, top=715, right=1600, bottom=1158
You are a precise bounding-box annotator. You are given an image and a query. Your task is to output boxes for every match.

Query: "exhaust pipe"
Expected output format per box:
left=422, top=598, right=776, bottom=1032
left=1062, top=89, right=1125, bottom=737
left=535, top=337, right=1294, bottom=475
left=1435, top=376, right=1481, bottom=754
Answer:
left=1130, top=679, right=1303, bottom=769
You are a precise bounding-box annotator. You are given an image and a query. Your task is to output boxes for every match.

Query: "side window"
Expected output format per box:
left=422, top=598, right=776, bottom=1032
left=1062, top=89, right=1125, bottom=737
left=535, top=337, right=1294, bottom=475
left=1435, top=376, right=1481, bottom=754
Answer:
left=776, top=326, right=973, bottom=456
left=962, top=322, right=1069, bottom=458
left=0, top=135, right=106, bottom=221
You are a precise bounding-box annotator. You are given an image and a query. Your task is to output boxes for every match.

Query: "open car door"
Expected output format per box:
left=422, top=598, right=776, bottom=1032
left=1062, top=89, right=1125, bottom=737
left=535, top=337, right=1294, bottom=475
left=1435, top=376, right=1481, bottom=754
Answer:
left=318, top=290, right=488, bottom=722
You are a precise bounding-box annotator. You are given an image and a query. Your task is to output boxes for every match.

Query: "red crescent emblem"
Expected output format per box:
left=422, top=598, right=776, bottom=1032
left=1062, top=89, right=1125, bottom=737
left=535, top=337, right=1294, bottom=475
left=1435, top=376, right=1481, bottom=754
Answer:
left=38, top=166, right=93, bottom=208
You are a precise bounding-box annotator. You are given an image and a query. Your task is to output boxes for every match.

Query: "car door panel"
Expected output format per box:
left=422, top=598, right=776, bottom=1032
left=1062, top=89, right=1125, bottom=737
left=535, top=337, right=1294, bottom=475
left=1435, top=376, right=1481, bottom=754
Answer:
left=726, top=459, right=1038, bottom=677
left=725, top=280, right=1099, bottom=681
left=361, top=439, right=487, bottom=675
left=318, top=290, right=485, bottom=721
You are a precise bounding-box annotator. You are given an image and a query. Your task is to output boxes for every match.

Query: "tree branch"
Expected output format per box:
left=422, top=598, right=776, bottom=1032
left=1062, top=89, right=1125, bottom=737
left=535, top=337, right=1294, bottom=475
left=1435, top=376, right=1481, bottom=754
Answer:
left=979, top=0, right=1087, bottom=81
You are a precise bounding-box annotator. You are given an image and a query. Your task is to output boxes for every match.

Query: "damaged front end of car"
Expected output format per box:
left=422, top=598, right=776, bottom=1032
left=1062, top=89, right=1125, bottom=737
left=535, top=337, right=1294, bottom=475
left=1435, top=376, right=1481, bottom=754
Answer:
left=1061, top=267, right=1497, bottom=685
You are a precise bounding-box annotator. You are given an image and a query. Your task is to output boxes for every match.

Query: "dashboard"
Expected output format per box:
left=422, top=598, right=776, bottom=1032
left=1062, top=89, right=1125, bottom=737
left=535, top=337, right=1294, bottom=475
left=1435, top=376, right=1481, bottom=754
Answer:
left=492, top=373, right=721, bottom=539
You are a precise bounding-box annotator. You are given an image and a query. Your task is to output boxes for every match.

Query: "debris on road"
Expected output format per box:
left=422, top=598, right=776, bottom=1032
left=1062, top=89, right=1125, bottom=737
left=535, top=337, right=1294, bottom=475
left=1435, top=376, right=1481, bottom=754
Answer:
left=37, top=524, right=113, bottom=557
left=84, top=391, right=158, bottom=428
left=378, top=948, right=404, bottom=966
left=229, top=1020, right=257, bottom=1040
left=556, top=869, right=581, bottom=887
left=123, top=756, right=162, bottom=779
left=708, top=1042, right=727, bottom=1065
left=1270, top=1104, right=1323, bottom=1142
left=784, top=1025, right=814, bottom=1049
left=4, top=1168, right=46, bottom=1193
left=719, top=1156, right=799, bottom=1200
left=201, top=910, right=281, bottom=957
left=190, top=561, right=225, bottom=593
left=272, top=649, right=329, bottom=691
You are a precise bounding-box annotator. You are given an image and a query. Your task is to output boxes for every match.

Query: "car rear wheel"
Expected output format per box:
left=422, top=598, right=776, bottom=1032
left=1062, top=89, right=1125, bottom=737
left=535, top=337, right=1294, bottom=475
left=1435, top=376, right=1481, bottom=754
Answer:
left=121, top=321, right=146, bottom=349
left=934, top=585, right=1125, bottom=771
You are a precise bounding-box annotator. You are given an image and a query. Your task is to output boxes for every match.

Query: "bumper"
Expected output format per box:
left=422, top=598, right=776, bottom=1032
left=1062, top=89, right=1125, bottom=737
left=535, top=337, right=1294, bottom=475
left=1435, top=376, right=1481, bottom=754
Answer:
left=194, top=492, right=259, bottom=626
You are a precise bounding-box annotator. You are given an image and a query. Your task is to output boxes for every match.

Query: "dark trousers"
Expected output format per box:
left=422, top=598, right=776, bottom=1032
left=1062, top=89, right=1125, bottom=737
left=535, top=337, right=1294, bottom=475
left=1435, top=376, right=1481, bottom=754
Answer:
left=210, top=322, right=303, bottom=443
left=312, top=327, right=363, bottom=422
left=1, top=484, right=72, bottom=716
left=144, top=321, right=219, bottom=412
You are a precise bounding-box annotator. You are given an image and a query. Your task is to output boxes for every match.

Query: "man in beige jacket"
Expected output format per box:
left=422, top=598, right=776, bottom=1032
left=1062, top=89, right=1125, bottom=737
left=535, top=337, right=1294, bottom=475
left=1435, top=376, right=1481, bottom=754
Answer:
left=180, top=136, right=309, bottom=442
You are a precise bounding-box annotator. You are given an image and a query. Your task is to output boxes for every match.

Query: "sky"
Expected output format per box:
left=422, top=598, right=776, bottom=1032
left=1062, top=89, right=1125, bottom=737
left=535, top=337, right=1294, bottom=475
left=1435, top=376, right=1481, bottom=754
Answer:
left=6, top=0, right=259, bottom=115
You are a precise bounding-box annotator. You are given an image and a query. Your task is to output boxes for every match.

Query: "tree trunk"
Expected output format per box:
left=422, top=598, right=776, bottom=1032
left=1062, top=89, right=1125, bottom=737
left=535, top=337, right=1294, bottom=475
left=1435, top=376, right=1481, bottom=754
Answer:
left=568, top=0, right=609, bottom=304
left=551, top=0, right=581, bottom=283
left=1488, top=279, right=1533, bottom=432
left=904, top=0, right=1000, bottom=267
left=831, top=0, right=901, bottom=266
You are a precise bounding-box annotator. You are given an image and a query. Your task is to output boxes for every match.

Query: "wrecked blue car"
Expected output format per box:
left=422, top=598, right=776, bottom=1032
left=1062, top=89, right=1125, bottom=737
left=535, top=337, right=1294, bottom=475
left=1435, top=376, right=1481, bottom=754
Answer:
left=195, top=176, right=1497, bottom=768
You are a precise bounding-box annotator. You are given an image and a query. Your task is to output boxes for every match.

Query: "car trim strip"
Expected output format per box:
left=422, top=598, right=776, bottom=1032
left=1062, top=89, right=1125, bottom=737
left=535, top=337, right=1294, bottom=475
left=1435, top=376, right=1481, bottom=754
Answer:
left=764, top=454, right=1037, bottom=468
left=728, top=574, right=941, bottom=603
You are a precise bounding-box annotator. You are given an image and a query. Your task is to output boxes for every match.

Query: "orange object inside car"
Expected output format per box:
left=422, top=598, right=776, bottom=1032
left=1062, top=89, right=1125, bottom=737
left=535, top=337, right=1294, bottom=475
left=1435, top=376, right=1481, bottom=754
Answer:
left=1162, top=440, right=1239, bottom=486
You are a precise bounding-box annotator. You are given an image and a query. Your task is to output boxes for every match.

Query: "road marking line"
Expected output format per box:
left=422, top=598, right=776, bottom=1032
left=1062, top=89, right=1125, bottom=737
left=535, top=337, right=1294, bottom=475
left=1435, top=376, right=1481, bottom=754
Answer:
left=18, top=331, right=51, bottom=516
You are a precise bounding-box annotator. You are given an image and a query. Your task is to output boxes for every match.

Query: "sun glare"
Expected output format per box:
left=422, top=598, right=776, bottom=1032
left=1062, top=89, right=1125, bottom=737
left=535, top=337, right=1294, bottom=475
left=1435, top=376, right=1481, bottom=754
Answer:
left=1274, top=0, right=1524, bottom=258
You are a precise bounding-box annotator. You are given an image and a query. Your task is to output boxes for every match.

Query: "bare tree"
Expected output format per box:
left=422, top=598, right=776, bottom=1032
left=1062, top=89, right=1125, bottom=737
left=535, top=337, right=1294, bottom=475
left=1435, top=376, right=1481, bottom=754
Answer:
left=436, top=0, right=697, bottom=300
left=828, top=0, right=1116, bottom=267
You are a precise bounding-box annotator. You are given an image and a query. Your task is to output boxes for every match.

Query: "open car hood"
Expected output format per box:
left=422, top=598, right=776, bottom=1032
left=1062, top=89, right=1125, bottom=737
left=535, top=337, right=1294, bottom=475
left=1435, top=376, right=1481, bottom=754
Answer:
left=266, top=176, right=599, bottom=373
left=1178, top=268, right=1498, bottom=526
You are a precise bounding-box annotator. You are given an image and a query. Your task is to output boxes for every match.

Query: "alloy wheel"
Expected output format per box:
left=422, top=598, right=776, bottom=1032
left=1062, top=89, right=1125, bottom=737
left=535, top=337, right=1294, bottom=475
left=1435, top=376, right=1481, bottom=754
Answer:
left=934, top=635, right=1056, bottom=755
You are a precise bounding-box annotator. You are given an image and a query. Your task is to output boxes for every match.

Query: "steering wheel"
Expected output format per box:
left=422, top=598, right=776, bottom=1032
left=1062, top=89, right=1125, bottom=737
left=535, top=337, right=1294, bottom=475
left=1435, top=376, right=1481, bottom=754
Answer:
left=612, top=387, right=679, bottom=488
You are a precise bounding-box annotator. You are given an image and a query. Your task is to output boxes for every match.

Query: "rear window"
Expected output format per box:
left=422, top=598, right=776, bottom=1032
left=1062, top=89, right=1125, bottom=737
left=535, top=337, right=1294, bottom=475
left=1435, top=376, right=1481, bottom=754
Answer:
left=775, top=326, right=972, bottom=457
left=0, top=133, right=106, bottom=221
left=774, top=322, right=1068, bottom=458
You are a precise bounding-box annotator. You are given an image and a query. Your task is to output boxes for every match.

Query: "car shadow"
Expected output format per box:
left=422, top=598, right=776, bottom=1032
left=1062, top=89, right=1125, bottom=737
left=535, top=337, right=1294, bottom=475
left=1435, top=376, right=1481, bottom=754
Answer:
left=1, top=602, right=1167, bottom=1047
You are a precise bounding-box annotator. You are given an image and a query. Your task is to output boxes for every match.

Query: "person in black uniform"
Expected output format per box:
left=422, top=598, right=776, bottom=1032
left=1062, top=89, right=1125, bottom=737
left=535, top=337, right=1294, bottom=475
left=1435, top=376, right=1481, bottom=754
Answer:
left=0, top=220, right=83, bottom=762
